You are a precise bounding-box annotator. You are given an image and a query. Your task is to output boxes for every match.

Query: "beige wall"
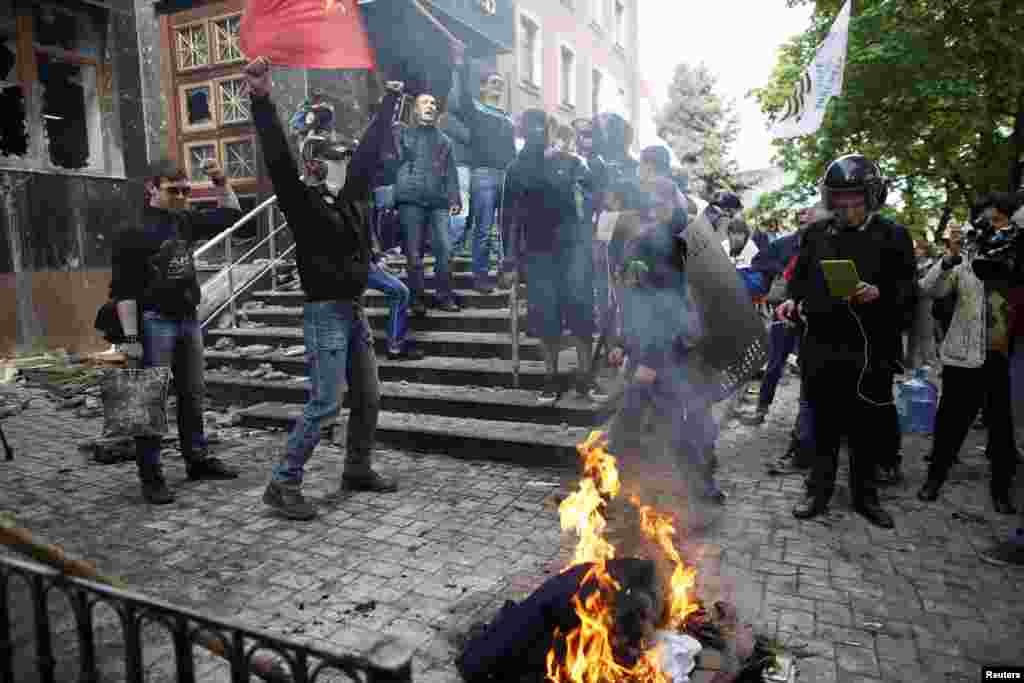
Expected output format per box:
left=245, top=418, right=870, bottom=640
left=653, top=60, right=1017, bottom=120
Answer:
left=496, top=0, right=641, bottom=132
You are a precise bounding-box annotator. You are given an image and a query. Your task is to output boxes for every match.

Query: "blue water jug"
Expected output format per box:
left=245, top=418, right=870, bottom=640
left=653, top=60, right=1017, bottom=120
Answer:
left=896, top=367, right=938, bottom=434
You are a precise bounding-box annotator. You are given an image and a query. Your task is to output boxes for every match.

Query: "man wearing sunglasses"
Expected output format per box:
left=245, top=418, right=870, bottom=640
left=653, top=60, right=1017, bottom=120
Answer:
left=109, top=159, right=243, bottom=504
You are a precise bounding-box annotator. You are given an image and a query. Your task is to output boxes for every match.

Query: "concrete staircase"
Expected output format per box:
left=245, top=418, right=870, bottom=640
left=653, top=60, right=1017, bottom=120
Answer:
left=202, top=255, right=601, bottom=466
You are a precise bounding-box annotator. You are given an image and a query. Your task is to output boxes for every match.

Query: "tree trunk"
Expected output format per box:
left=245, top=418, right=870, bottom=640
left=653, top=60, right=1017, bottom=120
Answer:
left=937, top=179, right=954, bottom=238
left=1011, top=96, right=1024, bottom=193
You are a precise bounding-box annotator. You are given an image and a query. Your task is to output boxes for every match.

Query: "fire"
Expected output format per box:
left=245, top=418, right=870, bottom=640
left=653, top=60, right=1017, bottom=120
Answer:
left=546, top=432, right=700, bottom=683
left=323, top=0, right=346, bottom=14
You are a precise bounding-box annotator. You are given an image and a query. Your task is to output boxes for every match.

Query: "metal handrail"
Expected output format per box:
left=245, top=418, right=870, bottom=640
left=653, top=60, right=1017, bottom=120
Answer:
left=201, top=243, right=297, bottom=331
left=201, top=221, right=291, bottom=291
left=194, top=195, right=278, bottom=260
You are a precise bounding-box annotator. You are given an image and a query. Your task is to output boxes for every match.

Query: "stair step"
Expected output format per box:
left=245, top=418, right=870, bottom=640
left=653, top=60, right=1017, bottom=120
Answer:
left=206, top=327, right=547, bottom=361
left=206, top=378, right=599, bottom=426
left=250, top=288, right=520, bottom=310
left=205, top=351, right=569, bottom=390
left=237, top=402, right=589, bottom=466
left=242, top=306, right=522, bottom=334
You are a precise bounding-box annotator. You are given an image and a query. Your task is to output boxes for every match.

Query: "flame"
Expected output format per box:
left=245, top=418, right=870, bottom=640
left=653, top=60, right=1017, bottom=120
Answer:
left=323, top=0, right=346, bottom=14
left=545, top=431, right=700, bottom=683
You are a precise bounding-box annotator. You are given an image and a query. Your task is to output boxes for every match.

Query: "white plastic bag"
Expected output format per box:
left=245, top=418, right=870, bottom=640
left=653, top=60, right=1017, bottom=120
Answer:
left=656, top=631, right=702, bottom=683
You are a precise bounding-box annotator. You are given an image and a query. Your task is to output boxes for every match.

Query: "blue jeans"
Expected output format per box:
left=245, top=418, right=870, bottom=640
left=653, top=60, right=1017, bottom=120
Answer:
left=399, top=204, right=453, bottom=304
left=373, top=185, right=400, bottom=252
left=469, top=168, right=505, bottom=282
left=449, top=165, right=471, bottom=248
left=273, top=301, right=379, bottom=483
left=137, top=312, right=207, bottom=466
left=368, top=263, right=410, bottom=353
left=759, top=320, right=800, bottom=408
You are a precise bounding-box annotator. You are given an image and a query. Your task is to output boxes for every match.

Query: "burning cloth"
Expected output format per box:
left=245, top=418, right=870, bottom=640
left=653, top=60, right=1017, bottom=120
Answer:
left=457, top=558, right=665, bottom=682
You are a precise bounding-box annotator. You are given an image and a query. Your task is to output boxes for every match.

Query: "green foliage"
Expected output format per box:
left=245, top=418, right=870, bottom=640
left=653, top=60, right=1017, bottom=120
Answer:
left=751, top=0, right=1024, bottom=230
left=657, top=63, right=744, bottom=200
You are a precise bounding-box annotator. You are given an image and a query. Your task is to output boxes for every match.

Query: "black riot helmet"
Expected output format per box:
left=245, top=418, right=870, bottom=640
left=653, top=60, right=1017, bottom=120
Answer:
left=820, top=154, right=888, bottom=214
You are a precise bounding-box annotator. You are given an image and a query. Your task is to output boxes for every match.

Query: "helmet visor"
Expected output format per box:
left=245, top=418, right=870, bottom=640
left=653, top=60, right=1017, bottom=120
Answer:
left=829, top=189, right=866, bottom=209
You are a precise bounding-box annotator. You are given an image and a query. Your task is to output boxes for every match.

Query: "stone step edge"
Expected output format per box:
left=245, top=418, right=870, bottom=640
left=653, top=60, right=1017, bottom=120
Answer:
left=207, top=328, right=539, bottom=346
left=206, top=376, right=600, bottom=415
left=204, top=350, right=553, bottom=375
left=239, top=402, right=593, bottom=450
left=243, top=306, right=523, bottom=320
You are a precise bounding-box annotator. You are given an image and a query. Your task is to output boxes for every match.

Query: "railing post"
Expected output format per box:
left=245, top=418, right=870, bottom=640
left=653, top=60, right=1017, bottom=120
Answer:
left=226, top=235, right=237, bottom=329
left=71, top=590, right=99, bottom=683
left=510, top=277, right=520, bottom=389
left=31, top=575, right=55, bottom=683
left=0, top=569, right=12, bottom=683
left=269, top=209, right=278, bottom=293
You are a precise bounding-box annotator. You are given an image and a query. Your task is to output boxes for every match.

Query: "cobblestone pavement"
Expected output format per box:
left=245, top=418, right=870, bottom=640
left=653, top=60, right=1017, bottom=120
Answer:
left=1, top=367, right=1023, bottom=682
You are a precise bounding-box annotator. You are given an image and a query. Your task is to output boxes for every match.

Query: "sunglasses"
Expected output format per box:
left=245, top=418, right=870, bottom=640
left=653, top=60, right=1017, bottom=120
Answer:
left=164, top=185, right=191, bottom=197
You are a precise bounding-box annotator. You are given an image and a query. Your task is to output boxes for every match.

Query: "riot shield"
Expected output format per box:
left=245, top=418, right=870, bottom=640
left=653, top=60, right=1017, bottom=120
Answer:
left=681, top=211, right=769, bottom=399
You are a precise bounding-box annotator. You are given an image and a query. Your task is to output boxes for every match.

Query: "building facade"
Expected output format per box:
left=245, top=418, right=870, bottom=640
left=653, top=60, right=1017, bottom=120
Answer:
left=497, top=0, right=640, bottom=135
left=0, top=0, right=148, bottom=355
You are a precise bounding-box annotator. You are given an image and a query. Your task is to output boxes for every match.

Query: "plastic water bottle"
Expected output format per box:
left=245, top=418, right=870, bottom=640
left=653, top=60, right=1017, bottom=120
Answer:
left=896, top=367, right=938, bottom=434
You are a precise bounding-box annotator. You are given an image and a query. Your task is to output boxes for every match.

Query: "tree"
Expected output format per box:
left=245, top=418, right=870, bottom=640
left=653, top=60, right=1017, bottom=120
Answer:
left=751, top=0, right=1024, bottom=234
left=657, top=62, right=743, bottom=200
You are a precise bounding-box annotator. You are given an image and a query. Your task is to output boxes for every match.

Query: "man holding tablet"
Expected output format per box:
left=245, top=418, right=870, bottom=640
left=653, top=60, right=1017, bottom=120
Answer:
left=779, top=154, right=916, bottom=529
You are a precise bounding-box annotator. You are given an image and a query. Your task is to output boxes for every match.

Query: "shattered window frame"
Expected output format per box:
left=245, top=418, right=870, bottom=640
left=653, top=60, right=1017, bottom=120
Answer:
left=175, top=21, right=210, bottom=72
left=211, top=13, right=243, bottom=66
left=184, top=139, right=219, bottom=185
left=221, top=136, right=256, bottom=181
left=0, top=2, right=117, bottom=175
left=179, top=80, right=217, bottom=133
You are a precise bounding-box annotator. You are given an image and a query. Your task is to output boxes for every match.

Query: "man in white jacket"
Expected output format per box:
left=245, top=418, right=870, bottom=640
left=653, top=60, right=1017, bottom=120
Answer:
left=917, top=192, right=1019, bottom=516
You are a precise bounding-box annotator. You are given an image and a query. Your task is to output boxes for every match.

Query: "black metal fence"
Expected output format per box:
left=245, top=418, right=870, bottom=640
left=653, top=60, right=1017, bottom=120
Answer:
left=0, top=553, right=413, bottom=683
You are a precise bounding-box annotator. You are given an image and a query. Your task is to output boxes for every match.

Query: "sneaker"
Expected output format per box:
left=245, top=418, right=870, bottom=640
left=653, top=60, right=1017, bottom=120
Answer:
left=979, top=531, right=1024, bottom=567
left=575, top=377, right=608, bottom=402
left=741, top=406, right=769, bottom=426
left=341, top=469, right=399, bottom=493
left=437, top=300, right=462, bottom=313
left=410, top=302, right=428, bottom=318
left=538, top=377, right=561, bottom=404
left=263, top=480, right=317, bottom=520
left=386, top=346, right=425, bottom=361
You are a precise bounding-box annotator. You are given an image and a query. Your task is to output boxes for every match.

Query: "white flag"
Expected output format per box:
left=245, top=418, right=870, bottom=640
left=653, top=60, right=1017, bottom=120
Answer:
left=769, top=0, right=851, bottom=139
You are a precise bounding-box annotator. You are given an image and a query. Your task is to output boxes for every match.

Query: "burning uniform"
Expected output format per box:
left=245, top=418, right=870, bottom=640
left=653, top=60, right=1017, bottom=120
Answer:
left=457, top=558, right=664, bottom=682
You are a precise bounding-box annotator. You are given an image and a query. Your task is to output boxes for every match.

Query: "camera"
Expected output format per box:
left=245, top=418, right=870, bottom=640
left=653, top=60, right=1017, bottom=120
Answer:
left=965, top=214, right=1022, bottom=281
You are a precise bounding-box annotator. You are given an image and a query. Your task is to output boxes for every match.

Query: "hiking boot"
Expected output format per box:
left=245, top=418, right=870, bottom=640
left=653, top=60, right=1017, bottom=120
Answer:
left=793, top=493, right=829, bottom=520
left=979, top=530, right=1024, bottom=567
left=186, top=456, right=238, bottom=481
left=263, top=480, right=317, bottom=520
left=874, top=465, right=903, bottom=486
left=341, top=469, right=398, bottom=493
left=917, top=477, right=943, bottom=502
left=138, top=463, right=175, bottom=505
left=854, top=499, right=895, bottom=529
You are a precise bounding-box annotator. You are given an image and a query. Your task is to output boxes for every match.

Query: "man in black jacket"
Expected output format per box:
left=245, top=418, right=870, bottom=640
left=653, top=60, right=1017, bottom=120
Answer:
left=110, top=159, right=242, bottom=504
left=245, top=57, right=397, bottom=521
left=781, top=154, right=915, bottom=529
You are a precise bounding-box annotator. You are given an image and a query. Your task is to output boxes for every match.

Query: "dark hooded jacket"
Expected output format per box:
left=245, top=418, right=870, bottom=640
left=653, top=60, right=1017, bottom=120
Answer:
left=392, top=123, right=461, bottom=210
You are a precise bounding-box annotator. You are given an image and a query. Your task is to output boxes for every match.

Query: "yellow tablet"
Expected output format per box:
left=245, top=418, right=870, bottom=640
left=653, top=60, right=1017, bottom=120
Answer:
left=820, top=259, right=861, bottom=298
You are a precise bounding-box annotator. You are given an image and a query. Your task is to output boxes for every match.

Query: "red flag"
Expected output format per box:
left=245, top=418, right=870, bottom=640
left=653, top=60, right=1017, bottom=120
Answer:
left=240, top=0, right=376, bottom=70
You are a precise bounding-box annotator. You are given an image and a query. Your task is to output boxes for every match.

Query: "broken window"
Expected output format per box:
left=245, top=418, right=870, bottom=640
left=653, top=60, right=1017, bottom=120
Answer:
left=212, top=15, right=242, bottom=64
left=222, top=137, right=255, bottom=180
left=176, top=22, right=209, bottom=70
left=185, top=142, right=218, bottom=183
left=181, top=82, right=214, bottom=131
left=39, top=55, right=90, bottom=169
left=0, top=39, right=28, bottom=158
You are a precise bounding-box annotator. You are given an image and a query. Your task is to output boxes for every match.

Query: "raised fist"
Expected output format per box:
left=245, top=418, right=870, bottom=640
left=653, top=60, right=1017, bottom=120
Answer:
left=243, top=57, right=272, bottom=98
